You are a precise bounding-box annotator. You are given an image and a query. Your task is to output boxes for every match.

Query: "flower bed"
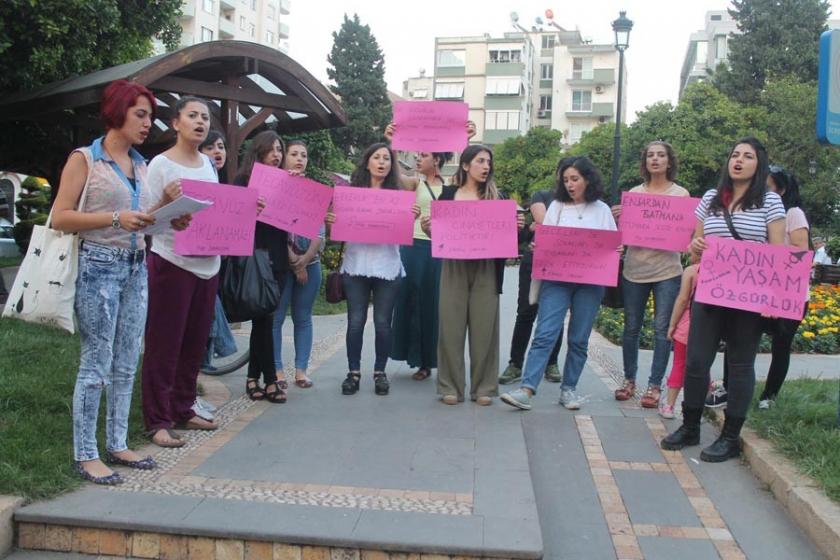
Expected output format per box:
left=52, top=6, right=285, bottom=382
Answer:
left=594, top=285, right=840, bottom=354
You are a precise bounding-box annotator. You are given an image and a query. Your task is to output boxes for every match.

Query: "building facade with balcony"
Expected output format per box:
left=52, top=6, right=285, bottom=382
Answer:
left=173, top=0, right=291, bottom=54
left=679, top=10, right=737, bottom=97
left=430, top=26, right=621, bottom=147
left=401, top=71, right=434, bottom=101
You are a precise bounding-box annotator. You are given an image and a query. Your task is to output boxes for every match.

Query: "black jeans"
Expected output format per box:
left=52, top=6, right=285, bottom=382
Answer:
left=343, top=274, right=402, bottom=372
left=722, top=316, right=803, bottom=401
left=683, top=302, right=763, bottom=418
left=509, top=253, right=562, bottom=368
left=248, top=314, right=277, bottom=385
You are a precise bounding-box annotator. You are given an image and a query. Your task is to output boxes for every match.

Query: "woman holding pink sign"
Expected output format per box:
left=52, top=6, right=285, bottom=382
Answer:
left=613, top=141, right=689, bottom=409
left=325, top=143, right=418, bottom=397
left=661, top=137, right=785, bottom=463
left=421, top=145, right=525, bottom=406
left=501, top=156, right=617, bottom=412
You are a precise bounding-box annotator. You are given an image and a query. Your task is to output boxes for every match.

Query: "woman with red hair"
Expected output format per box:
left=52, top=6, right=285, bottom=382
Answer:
left=52, top=80, right=188, bottom=484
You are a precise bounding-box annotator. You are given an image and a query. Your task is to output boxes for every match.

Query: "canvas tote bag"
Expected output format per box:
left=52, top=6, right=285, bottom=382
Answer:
left=2, top=149, right=94, bottom=332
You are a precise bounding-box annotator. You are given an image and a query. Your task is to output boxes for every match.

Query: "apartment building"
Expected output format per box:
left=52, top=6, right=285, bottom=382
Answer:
left=431, top=26, right=622, bottom=147
left=402, top=71, right=434, bottom=101
left=176, top=0, right=291, bottom=53
left=679, top=10, right=737, bottom=97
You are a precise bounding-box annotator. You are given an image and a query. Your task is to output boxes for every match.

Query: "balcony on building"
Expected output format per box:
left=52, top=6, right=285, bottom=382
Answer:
left=278, top=21, right=290, bottom=39
left=483, top=129, right=520, bottom=145
left=485, top=62, right=525, bottom=76
left=219, top=16, right=235, bottom=39
left=566, top=102, right=613, bottom=119
left=179, top=2, right=195, bottom=19
left=219, top=0, right=236, bottom=12
left=566, top=68, right=615, bottom=87
left=279, top=0, right=290, bottom=15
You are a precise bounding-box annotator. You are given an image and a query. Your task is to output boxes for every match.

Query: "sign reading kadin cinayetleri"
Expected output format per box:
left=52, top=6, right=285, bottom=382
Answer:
left=619, top=191, right=701, bottom=252
left=695, top=236, right=812, bottom=320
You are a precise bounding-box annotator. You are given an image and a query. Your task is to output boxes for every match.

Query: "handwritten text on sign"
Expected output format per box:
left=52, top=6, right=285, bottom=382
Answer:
left=430, top=199, right=518, bottom=259
left=391, top=101, right=469, bottom=153
left=330, top=186, right=417, bottom=245
left=532, top=225, right=622, bottom=286
left=248, top=163, right=333, bottom=238
left=620, top=192, right=700, bottom=252
left=695, top=237, right=812, bottom=320
left=175, top=180, right=258, bottom=256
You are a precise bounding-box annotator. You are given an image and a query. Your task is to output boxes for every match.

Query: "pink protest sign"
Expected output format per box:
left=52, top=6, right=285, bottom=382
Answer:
left=248, top=163, right=333, bottom=238
left=392, top=101, right=469, bottom=153
left=532, top=225, right=622, bottom=286
left=330, top=186, right=416, bottom=245
left=695, top=237, right=812, bottom=320
left=620, top=192, right=700, bottom=252
left=430, top=199, right=518, bottom=259
left=174, top=180, right=258, bottom=256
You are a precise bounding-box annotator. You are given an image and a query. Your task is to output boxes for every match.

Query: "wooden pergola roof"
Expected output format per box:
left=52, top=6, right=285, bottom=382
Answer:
left=0, top=40, right=346, bottom=184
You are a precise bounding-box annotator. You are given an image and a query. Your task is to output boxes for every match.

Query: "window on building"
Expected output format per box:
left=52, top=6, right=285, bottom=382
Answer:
left=541, top=35, right=556, bottom=49
left=411, top=89, right=428, bottom=99
left=485, top=77, right=522, bottom=95
left=711, top=14, right=722, bottom=21
left=201, top=26, right=213, bottom=42
left=571, top=90, right=592, bottom=112
left=434, top=82, right=465, bottom=99
left=267, top=5, right=275, bottom=19
left=714, top=35, right=727, bottom=60
left=239, top=16, right=246, bottom=30
left=489, top=49, right=522, bottom=63
left=203, top=0, right=213, bottom=13
left=572, top=57, right=593, bottom=80
left=569, top=123, right=591, bottom=143
left=250, top=0, right=257, bottom=9
left=540, top=63, right=553, bottom=80
left=485, top=111, right=521, bottom=130
left=694, top=41, right=708, bottom=69
left=436, top=49, right=465, bottom=67
left=249, top=23, right=256, bottom=37
left=539, top=95, right=552, bottom=112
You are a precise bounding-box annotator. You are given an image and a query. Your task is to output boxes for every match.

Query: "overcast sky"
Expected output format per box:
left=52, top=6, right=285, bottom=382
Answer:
left=288, top=0, right=838, bottom=122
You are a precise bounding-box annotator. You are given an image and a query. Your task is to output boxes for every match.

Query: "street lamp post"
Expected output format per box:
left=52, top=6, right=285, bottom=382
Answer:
left=610, top=11, right=633, bottom=203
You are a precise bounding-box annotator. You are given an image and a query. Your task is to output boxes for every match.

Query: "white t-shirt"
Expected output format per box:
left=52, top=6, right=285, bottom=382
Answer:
left=340, top=243, right=405, bottom=280
left=146, top=153, right=220, bottom=279
left=543, top=199, right=617, bottom=231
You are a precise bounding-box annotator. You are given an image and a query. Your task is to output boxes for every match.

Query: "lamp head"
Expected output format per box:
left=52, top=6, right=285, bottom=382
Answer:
left=611, top=10, right=633, bottom=51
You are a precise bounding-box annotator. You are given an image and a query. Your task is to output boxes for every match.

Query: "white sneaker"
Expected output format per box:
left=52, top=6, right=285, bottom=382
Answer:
left=758, top=399, right=773, bottom=410
left=558, top=389, right=582, bottom=410
left=196, top=397, right=217, bottom=413
left=191, top=398, right=215, bottom=421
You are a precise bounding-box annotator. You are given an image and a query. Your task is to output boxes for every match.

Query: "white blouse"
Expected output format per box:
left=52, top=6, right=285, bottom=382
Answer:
left=340, top=242, right=405, bottom=280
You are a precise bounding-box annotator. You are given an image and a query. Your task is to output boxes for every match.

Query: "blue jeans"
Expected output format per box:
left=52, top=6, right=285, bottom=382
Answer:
left=521, top=281, right=604, bottom=394
left=621, top=275, right=681, bottom=386
left=273, top=261, right=321, bottom=370
left=73, top=242, right=147, bottom=461
left=342, top=274, right=402, bottom=372
left=202, top=295, right=237, bottom=367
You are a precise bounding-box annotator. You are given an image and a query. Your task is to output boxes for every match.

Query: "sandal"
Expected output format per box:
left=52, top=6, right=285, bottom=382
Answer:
left=373, top=372, right=390, bottom=396
left=176, top=416, right=218, bottom=430
left=148, top=428, right=185, bottom=448
left=412, top=368, right=431, bottom=381
left=640, top=385, right=662, bottom=409
left=246, top=378, right=265, bottom=401
left=342, top=372, right=361, bottom=395
left=294, top=375, right=313, bottom=389
left=264, top=382, right=287, bottom=403
left=614, top=379, right=636, bottom=401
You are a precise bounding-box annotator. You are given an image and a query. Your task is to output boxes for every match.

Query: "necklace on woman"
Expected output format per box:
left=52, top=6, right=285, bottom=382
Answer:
left=572, top=201, right=587, bottom=219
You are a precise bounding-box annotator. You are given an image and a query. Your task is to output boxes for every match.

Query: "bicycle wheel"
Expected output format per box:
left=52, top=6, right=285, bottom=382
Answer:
left=200, top=321, right=251, bottom=376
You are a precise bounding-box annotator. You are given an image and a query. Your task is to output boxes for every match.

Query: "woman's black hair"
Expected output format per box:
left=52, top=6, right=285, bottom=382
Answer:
left=350, top=142, right=401, bottom=189
left=199, top=129, right=226, bottom=151
left=708, top=136, right=769, bottom=214
left=432, top=152, right=453, bottom=169
left=172, top=95, right=210, bottom=120
left=555, top=156, right=605, bottom=203
left=238, top=130, right=283, bottom=182
left=286, top=139, right=307, bottom=149
left=768, top=165, right=803, bottom=210
left=452, top=144, right=499, bottom=199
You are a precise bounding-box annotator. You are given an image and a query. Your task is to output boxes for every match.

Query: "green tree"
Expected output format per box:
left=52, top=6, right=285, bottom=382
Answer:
left=326, top=14, right=392, bottom=157
left=715, top=0, right=829, bottom=102
left=0, top=0, right=183, bottom=94
left=493, top=127, right=564, bottom=203
left=281, top=130, right=353, bottom=186
left=13, top=176, right=51, bottom=253
left=567, top=122, right=634, bottom=201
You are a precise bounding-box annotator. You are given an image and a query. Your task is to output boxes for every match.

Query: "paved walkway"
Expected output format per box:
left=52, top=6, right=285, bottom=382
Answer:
left=12, top=268, right=829, bottom=559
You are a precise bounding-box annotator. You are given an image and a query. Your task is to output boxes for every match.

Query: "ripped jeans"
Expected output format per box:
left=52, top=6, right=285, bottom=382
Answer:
left=73, top=242, right=147, bottom=462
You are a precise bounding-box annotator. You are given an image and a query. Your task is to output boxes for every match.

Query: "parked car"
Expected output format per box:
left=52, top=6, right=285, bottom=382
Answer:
left=0, top=224, right=20, bottom=258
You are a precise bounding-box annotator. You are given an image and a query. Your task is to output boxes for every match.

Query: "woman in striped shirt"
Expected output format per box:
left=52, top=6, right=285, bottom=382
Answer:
left=660, top=137, right=785, bottom=463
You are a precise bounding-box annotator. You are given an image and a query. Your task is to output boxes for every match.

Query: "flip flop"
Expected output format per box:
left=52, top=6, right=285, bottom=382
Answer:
left=176, top=417, right=218, bottom=431
left=294, top=376, right=313, bottom=388
left=412, top=368, right=431, bottom=381
left=148, top=429, right=185, bottom=448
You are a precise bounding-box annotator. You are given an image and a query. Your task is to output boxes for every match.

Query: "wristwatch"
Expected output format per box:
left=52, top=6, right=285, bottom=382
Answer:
left=112, top=211, right=121, bottom=230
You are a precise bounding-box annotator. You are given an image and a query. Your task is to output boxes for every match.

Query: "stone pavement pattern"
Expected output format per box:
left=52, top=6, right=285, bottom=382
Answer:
left=12, top=269, right=829, bottom=559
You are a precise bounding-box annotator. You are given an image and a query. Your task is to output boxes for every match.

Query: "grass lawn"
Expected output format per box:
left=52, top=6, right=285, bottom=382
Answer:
left=748, top=379, right=840, bottom=504
left=0, top=318, right=145, bottom=500
left=311, top=273, right=345, bottom=316
left=0, top=255, right=23, bottom=268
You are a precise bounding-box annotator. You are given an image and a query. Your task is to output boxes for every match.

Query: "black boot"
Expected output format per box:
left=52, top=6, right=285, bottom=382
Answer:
left=661, top=406, right=702, bottom=450
left=341, top=372, right=361, bottom=395
left=373, top=372, right=390, bottom=395
left=700, top=414, right=744, bottom=463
